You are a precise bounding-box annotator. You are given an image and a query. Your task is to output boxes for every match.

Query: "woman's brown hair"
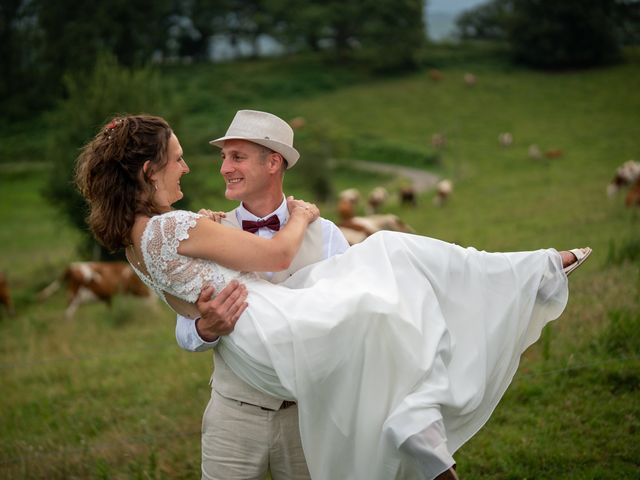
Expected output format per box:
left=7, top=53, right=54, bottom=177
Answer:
left=75, top=115, right=172, bottom=251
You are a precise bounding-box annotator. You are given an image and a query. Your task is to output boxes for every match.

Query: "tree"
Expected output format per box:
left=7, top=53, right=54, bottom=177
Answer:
left=0, top=0, right=51, bottom=115
left=2, top=0, right=174, bottom=117
left=269, top=0, right=425, bottom=70
left=356, top=0, right=425, bottom=71
left=614, top=0, right=640, bottom=45
left=507, top=0, right=621, bottom=69
left=455, top=0, right=627, bottom=69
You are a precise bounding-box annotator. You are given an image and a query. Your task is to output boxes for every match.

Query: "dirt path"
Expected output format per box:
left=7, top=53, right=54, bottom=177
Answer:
left=348, top=160, right=439, bottom=193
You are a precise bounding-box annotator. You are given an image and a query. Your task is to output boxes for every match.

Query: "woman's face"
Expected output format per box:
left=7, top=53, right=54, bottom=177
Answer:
left=150, top=133, right=190, bottom=208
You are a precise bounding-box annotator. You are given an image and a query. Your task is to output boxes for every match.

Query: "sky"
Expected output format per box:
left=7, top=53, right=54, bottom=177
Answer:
left=427, top=0, right=489, bottom=14
left=426, top=0, right=490, bottom=40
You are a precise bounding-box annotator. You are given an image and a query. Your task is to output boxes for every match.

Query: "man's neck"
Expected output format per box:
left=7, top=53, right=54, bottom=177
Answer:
left=242, top=192, right=284, bottom=218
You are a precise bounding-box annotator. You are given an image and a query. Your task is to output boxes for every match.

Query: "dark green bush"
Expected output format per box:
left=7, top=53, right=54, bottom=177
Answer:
left=508, top=0, right=621, bottom=69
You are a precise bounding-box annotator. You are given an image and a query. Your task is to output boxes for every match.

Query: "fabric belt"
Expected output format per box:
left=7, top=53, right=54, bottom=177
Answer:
left=237, top=400, right=297, bottom=411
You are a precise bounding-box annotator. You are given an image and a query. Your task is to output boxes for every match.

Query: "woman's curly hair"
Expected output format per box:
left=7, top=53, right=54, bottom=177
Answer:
left=75, top=115, right=172, bottom=251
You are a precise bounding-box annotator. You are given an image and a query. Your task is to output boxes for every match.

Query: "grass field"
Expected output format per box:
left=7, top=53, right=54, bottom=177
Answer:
left=1, top=46, right=639, bottom=478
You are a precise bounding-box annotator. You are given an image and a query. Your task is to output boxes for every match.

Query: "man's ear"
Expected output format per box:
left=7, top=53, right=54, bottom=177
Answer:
left=267, top=153, right=285, bottom=173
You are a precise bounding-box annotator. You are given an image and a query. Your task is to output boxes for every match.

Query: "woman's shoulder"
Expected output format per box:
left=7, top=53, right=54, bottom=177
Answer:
left=144, top=210, right=203, bottom=240
left=147, top=210, right=201, bottom=226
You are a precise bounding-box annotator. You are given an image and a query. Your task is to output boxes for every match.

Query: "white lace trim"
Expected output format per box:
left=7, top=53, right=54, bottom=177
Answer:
left=137, top=210, right=251, bottom=305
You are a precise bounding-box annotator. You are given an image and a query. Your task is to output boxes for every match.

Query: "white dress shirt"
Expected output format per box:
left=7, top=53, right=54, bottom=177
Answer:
left=175, top=197, right=349, bottom=352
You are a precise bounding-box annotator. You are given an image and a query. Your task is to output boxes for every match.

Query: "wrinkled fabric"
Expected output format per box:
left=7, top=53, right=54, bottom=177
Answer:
left=136, top=210, right=569, bottom=480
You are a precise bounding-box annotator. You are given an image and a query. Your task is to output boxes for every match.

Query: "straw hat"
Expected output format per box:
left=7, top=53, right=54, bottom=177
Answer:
left=210, top=110, right=300, bottom=168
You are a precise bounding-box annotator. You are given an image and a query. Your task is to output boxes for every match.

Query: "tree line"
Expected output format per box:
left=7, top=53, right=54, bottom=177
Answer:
left=1, top=0, right=426, bottom=118
left=456, top=0, right=639, bottom=69
left=3, top=0, right=638, bottom=118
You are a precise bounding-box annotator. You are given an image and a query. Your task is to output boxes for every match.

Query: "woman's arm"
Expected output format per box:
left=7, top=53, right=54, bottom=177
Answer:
left=177, top=197, right=319, bottom=272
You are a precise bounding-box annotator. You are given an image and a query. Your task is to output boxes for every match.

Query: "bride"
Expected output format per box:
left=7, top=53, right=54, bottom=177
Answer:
left=76, top=114, right=590, bottom=480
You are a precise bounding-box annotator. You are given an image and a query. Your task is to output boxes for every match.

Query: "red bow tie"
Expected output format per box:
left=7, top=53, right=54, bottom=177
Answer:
left=242, top=215, right=281, bottom=234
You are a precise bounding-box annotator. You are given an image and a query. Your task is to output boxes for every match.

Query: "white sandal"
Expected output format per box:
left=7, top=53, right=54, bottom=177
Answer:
left=563, top=247, right=592, bottom=276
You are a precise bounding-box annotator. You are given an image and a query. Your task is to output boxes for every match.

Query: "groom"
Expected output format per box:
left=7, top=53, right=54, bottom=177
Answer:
left=175, top=110, right=349, bottom=480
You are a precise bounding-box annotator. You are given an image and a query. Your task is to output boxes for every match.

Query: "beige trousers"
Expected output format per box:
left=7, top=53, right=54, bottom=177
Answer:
left=202, top=390, right=311, bottom=480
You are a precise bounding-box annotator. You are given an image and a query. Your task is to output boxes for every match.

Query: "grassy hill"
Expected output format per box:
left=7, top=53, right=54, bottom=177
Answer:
left=1, top=46, right=639, bottom=478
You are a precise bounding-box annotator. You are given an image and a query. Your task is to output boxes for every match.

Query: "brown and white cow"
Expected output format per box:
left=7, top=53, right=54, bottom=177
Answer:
left=367, top=186, right=389, bottom=214
left=0, top=272, right=15, bottom=317
left=39, top=261, right=153, bottom=318
left=625, top=177, right=640, bottom=207
left=433, top=179, right=453, bottom=207
left=607, top=160, right=640, bottom=197
left=339, top=214, right=415, bottom=245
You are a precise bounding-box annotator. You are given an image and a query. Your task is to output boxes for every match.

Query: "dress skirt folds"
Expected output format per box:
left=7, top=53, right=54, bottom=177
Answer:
left=214, top=231, right=569, bottom=480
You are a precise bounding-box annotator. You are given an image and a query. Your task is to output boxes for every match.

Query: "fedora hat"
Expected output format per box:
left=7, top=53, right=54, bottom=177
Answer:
left=210, top=110, right=300, bottom=168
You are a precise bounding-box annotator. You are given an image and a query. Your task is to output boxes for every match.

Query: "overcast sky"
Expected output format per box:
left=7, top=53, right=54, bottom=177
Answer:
left=427, top=0, right=489, bottom=14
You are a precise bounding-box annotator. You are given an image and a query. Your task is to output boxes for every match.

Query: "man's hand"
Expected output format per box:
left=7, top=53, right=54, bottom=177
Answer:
left=198, top=209, right=226, bottom=223
left=195, top=280, right=248, bottom=342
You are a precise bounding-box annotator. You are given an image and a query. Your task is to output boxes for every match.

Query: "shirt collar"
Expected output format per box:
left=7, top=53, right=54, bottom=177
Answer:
left=236, top=196, right=288, bottom=224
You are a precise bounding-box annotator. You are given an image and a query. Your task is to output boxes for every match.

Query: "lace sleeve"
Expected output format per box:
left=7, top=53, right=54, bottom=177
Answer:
left=143, top=210, right=200, bottom=272
left=141, top=210, right=239, bottom=304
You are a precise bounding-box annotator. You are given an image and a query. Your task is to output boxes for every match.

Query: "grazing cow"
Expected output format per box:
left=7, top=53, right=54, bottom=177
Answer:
left=339, top=214, right=415, bottom=245
left=39, top=261, right=152, bottom=319
left=464, top=73, right=477, bottom=87
left=0, top=272, right=15, bottom=317
left=338, top=226, right=368, bottom=246
left=367, top=186, right=388, bottom=213
left=544, top=148, right=564, bottom=159
left=626, top=177, right=640, bottom=207
left=607, top=160, right=640, bottom=197
left=528, top=144, right=542, bottom=160
left=431, top=133, right=447, bottom=149
left=338, top=188, right=361, bottom=206
left=498, top=132, right=513, bottom=147
left=433, top=179, right=453, bottom=207
left=399, top=185, right=417, bottom=206
left=337, top=188, right=361, bottom=220
left=428, top=69, right=443, bottom=81
left=289, top=117, right=306, bottom=129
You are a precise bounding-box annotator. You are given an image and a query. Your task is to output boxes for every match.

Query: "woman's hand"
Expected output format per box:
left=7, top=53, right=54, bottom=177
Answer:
left=198, top=209, right=226, bottom=223
left=287, top=196, right=319, bottom=224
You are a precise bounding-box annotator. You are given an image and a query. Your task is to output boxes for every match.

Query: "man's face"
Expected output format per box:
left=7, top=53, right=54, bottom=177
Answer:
left=219, top=139, right=274, bottom=203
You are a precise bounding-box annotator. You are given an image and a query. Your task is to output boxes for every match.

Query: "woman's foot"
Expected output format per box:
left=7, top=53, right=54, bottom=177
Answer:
left=560, top=247, right=592, bottom=276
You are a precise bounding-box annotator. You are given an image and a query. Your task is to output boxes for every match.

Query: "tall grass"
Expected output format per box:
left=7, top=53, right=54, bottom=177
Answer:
left=1, top=47, right=639, bottom=478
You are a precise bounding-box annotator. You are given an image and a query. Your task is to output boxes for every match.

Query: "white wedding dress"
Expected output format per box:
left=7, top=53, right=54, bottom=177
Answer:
left=131, top=210, right=569, bottom=480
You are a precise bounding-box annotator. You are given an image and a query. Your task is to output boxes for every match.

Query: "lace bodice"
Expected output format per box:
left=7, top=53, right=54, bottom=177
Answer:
left=130, top=210, right=255, bottom=310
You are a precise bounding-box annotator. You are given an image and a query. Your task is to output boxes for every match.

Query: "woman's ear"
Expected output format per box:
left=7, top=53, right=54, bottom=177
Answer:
left=143, top=160, right=153, bottom=179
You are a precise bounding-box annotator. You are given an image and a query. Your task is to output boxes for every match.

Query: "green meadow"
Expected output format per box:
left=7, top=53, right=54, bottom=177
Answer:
left=1, top=46, right=639, bottom=478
